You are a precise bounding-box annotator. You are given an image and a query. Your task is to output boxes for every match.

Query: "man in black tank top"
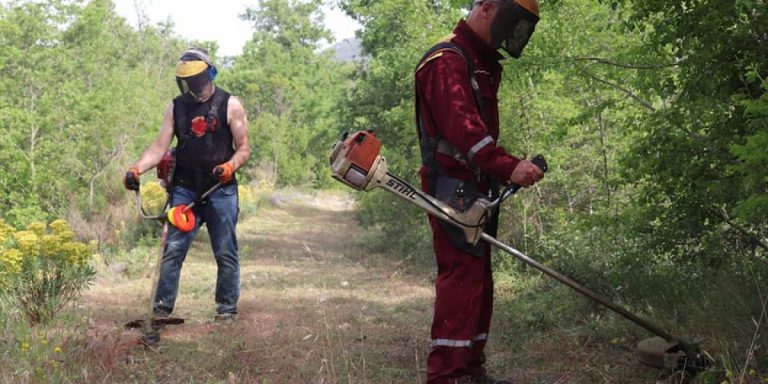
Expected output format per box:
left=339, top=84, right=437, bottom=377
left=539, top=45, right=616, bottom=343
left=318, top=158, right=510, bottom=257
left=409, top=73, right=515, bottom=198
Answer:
left=123, top=48, right=251, bottom=322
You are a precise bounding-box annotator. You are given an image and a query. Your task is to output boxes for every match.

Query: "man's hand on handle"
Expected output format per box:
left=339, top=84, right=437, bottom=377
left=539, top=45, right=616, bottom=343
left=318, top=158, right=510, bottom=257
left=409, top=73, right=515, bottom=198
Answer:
left=213, top=161, right=235, bottom=184
left=508, top=158, right=545, bottom=187
left=123, top=167, right=140, bottom=191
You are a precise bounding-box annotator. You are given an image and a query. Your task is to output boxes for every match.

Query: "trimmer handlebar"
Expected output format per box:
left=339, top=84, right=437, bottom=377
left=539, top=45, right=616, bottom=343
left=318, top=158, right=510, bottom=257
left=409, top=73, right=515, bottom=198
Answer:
left=133, top=181, right=222, bottom=222
left=134, top=190, right=167, bottom=221
left=487, top=154, right=548, bottom=209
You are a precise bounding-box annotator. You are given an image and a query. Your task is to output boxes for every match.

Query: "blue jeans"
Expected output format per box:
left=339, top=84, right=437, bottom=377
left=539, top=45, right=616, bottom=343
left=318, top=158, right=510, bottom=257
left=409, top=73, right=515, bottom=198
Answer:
left=154, top=184, right=240, bottom=316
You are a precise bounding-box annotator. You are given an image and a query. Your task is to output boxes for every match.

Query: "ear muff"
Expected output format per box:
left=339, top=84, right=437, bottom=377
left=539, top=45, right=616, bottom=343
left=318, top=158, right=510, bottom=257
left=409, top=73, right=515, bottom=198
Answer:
left=208, top=65, right=218, bottom=81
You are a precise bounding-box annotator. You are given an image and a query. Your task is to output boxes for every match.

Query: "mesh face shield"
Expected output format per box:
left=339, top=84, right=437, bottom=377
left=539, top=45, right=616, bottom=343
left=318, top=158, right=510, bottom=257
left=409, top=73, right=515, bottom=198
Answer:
left=488, top=0, right=539, bottom=58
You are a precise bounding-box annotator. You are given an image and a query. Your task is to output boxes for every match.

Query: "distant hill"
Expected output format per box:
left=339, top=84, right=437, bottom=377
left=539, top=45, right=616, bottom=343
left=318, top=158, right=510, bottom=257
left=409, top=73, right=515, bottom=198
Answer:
left=331, top=38, right=363, bottom=63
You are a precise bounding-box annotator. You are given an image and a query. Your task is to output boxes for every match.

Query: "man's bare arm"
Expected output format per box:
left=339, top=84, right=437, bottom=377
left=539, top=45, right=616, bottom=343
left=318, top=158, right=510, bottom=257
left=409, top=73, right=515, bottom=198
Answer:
left=226, top=96, right=251, bottom=170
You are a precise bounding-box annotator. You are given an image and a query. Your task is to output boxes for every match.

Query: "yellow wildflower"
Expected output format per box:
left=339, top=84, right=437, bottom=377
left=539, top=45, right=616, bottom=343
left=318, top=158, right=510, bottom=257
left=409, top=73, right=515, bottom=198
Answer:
left=0, top=219, right=14, bottom=244
left=48, top=219, right=69, bottom=234
left=41, top=234, right=61, bottom=258
left=60, top=242, right=91, bottom=265
left=238, top=184, right=253, bottom=204
left=0, top=248, right=23, bottom=274
left=53, top=346, right=62, bottom=353
left=14, top=230, right=40, bottom=257
left=26, top=222, right=46, bottom=237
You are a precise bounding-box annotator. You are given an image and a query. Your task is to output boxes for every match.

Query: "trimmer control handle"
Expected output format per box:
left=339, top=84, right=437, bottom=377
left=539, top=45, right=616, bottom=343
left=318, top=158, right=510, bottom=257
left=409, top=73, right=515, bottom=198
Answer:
left=488, top=154, right=548, bottom=208
left=531, top=154, right=548, bottom=173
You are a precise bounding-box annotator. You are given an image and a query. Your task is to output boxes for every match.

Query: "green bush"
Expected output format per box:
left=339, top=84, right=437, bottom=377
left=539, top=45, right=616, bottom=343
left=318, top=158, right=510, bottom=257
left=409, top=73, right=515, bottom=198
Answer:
left=0, top=219, right=95, bottom=325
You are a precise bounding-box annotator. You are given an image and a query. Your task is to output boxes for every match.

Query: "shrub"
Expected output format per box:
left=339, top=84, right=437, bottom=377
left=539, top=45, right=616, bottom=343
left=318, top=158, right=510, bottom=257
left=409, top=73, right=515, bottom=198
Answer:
left=0, top=219, right=95, bottom=325
left=140, top=181, right=169, bottom=214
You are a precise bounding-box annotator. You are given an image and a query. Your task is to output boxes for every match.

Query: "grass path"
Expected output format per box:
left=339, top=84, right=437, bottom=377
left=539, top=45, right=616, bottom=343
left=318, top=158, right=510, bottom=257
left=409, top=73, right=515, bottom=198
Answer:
left=80, top=192, right=435, bottom=383
left=75, top=191, right=680, bottom=383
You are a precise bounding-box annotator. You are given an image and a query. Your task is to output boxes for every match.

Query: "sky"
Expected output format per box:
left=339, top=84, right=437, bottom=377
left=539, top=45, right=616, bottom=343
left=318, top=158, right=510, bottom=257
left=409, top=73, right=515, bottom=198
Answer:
left=111, top=0, right=361, bottom=57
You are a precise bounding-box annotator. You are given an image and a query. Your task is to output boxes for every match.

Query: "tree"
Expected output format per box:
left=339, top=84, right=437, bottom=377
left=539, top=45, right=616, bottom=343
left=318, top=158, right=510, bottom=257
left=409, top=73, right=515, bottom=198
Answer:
left=616, top=0, right=768, bottom=274
left=0, top=0, right=183, bottom=228
left=222, top=0, right=348, bottom=187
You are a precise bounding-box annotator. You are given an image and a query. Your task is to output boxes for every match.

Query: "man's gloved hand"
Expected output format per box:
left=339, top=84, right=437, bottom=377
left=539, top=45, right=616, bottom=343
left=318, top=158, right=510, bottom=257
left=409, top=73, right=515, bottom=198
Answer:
left=213, top=161, right=235, bottom=184
left=123, top=167, right=140, bottom=191
left=508, top=159, right=545, bottom=187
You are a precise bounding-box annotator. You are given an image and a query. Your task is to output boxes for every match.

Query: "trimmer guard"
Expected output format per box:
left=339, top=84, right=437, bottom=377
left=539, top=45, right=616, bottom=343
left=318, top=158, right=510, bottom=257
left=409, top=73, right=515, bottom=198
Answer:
left=637, top=336, right=684, bottom=368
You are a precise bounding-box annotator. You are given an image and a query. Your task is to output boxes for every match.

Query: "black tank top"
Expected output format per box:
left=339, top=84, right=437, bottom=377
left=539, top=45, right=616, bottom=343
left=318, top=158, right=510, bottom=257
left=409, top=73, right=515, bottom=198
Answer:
left=171, top=88, right=235, bottom=192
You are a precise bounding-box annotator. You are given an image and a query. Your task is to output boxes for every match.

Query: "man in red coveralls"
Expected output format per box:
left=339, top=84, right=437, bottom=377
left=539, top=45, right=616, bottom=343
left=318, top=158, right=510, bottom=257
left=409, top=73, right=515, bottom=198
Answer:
left=414, top=1, right=544, bottom=383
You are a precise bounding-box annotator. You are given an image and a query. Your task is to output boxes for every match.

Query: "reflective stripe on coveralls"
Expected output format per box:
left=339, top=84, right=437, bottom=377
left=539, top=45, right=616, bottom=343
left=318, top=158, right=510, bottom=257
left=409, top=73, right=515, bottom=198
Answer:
left=467, top=135, right=495, bottom=162
left=432, top=333, right=489, bottom=347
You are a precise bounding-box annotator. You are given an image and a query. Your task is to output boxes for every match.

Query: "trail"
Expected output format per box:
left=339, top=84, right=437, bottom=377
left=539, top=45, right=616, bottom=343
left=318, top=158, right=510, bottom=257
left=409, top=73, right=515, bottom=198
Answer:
left=78, top=191, right=668, bottom=383
left=81, top=191, right=435, bottom=383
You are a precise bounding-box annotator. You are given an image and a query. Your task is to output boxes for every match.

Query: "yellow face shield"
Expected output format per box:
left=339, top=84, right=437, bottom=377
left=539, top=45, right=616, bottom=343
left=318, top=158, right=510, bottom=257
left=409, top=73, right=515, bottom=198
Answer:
left=175, top=60, right=208, bottom=78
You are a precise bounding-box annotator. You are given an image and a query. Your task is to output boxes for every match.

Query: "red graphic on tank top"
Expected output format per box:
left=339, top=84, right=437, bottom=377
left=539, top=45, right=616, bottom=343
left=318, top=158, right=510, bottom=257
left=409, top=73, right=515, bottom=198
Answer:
left=190, top=116, right=217, bottom=137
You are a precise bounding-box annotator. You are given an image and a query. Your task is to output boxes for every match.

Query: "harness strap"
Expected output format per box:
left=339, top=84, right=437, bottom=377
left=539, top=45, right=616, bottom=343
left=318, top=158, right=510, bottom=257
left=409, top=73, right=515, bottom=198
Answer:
left=205, top=89, right=227, bottom=149
left=415, top=41, right=502, bottom=242
left=415, top=41, right=485, bottom=195
left=206, top=90, right=226, bottom=133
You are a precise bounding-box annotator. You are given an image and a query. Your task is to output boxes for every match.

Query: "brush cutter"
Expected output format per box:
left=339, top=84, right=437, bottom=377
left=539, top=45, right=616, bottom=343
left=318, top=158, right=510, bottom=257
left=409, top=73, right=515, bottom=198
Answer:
left=125, top=179, right=221, bottom=346
left=329, top=130, right=711, bottom=376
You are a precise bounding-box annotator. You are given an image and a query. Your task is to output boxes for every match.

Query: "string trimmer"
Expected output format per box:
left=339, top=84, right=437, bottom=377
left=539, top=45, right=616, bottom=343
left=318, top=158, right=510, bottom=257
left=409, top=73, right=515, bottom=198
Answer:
left=329, top=130, right=711, bottom=376
left=125, top=167, right=221, bottom=346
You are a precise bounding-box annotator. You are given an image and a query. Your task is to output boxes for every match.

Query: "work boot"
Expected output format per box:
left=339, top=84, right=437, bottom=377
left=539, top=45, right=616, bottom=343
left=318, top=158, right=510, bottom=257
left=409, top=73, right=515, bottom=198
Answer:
left=471, top=374, right=511, bottom=384
left=214, top=313, right=237, bottom=324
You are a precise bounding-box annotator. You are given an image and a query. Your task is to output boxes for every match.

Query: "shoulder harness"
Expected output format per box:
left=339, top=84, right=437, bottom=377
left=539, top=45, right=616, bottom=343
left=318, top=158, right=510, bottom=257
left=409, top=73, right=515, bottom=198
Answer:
left=415, top=39, right=485, bottom=196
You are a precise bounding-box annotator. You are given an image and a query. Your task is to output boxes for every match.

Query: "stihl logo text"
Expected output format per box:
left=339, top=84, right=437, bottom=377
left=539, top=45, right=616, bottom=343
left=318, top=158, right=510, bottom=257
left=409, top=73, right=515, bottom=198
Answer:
left=386, top=179, right=417, bottom=200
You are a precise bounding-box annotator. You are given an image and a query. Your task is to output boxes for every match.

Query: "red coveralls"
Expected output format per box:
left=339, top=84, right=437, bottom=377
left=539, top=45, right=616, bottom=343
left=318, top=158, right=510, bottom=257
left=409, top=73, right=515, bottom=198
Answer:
left=415, top=21, right=521, bottom=383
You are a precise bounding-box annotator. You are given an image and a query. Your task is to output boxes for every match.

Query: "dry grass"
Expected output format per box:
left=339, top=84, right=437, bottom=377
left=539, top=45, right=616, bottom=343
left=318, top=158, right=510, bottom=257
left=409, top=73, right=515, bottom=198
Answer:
left=5, top=190, right=762, bottom=383
left=74, top=191, right=434, bottom=383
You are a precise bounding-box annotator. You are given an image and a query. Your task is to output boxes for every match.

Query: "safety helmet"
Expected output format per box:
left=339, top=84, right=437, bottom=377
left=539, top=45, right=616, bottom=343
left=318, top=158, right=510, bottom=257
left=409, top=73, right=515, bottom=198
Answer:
left=475, top=0, right=540, bottom=58
left=175, top=48, right=218, bottom=102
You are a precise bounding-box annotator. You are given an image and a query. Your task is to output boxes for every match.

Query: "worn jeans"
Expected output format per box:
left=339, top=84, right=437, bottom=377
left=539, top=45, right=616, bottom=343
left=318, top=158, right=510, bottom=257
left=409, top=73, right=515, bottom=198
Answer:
left=154, top=184, right=240, bottom=316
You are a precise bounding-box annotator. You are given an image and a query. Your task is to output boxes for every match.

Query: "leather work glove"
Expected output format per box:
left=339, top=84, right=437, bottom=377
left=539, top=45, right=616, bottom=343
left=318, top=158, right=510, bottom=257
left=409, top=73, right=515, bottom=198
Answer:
left=123, top=167, right=140, bottom=191
left=213, top=161, right=235, bottom=184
